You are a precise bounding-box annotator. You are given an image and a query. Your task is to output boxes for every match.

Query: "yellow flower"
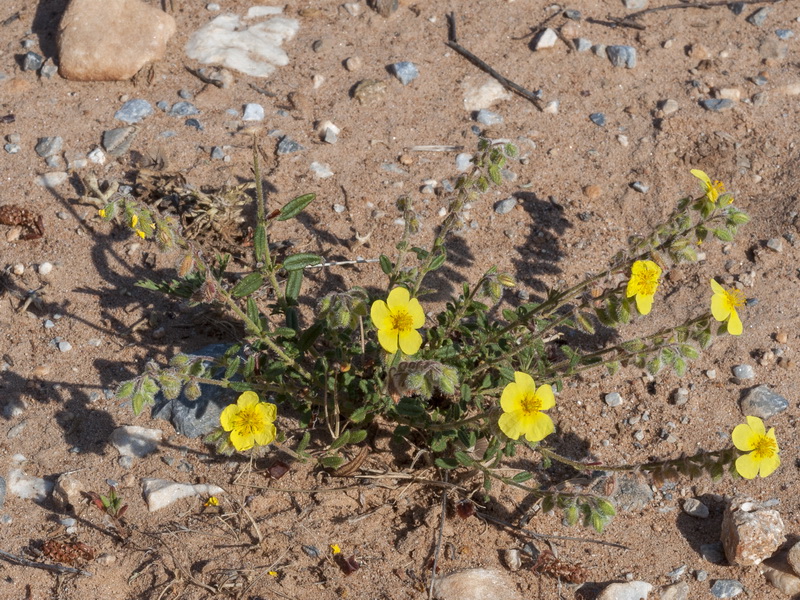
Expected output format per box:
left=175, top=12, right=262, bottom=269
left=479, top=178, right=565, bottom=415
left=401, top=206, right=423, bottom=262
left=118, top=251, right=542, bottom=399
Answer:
left=710, top=279, right=744, bottom=335
left=626, top=260, right=662, bottom=315
left=370, top=287, right=425, bottom=354
left=220, top=391, right=277, bottom=451
left=135, top=229, right=146, bottom=239
left=330, top=544, right=341, bottom=555
left=98, top=209, right=106, bottom=218
left=268, top=570, right=279, bottom=577
left=498, top=372, right=555, bottom=442
left=732, top=416, right=780, bottom=479
left=204, top=496, right=219, bottom=507
left=131, top=214, right=139, bottom=228
left=690, top=169, right=732, bottom=205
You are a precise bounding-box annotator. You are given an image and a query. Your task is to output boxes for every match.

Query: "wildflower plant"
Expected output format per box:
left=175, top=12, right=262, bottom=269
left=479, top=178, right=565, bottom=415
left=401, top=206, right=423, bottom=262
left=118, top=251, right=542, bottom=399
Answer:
left=97, top=137, right=770, bottom=536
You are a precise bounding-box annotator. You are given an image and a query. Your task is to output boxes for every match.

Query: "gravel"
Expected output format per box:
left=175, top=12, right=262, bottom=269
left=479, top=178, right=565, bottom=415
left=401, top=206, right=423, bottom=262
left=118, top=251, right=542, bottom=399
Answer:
left=114, top=99, right=153, bottom=124
left=390, top=61, right=419, bottom=85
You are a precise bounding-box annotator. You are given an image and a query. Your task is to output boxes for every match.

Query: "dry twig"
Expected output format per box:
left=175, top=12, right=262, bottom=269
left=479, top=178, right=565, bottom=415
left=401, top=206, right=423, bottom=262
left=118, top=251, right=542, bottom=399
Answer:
left=0, top=548, right=93, bottom=577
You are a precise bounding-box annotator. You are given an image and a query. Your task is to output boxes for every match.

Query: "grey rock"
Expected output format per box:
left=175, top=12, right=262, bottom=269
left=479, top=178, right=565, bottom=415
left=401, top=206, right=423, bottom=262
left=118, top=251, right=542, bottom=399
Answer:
left=590, top=112, right=606, bottom=126
left=666, top=565, right=687, bottom=580
left=592, top=43, right=607, bottom=57
left=606, top=45, right=637, bottom=68
left=695, top=570, right=708, bottom=581
left=532, top=28, right=558, bottom=50
left=563, top=9, right=581, bottom=20
left=58, top=341, right=73, bottom=352
left=740, top=385, right=789, bottom=419
left=624, top=0, right=648, bottom=9
left=631, top=181, right=649, bottom=193
left=700, top=542, right=725, bottom=564
left=310, top=162, right=333, bottom=178
left=574, top=38, right=592, bottom=52
left=4, top=144, right=20, bottom=154
left=277, top=136, right=304, bottom=154
left=115, top=99, right=153, bottom=124
left=455, top=153, right=473, bottom=172
left=683, top=498, right=710, bottom=518
left=184, top=118, right=203, bottom=130
left=323, top=128, right=338, bottom=144
left=210, top=146, right=225, bottom=160
left=22, top=51, right=43, bottom=72
left=660, top=99, right=679, bottom=114
left=152, top=344, right=239, bottom=438
left=672, top=387, right=689, bottom=406
left=700, top=99, right=734, bottom=111
left=178, top=89, right=193, bottom=99
left=611, top=474, right=653, bottom=511
left=766, top=237, right=783, bottom=252
left=41, top=62, right=58, bottom=78
left=110, top=425, right=163, bottom=458
left=302, top=545, right=320, bottom=558
left=605, top=392, right=623, bottom=407
left=475, top=109, right=503, bottom=125
left=728, top=2, right=745, bottom=16
left=102, top=126, right=137, bottom=156
left=7, top=422, right=26, bottom=439
left=775, top=29, right=794, bottom=40
left=390, top=61, right=419, bottom=85
left=35, top=137, right=63, bottom=158
left=494, top=197, right=517, bottom=215
left=746, top=7, right=770, bottom=27
left=710, top=579, right=744, bottom=598
left=242, top=103, right=265, bottom=121
left=156, top=100, right=169, bottom=111
left=661, top=581, right=689, bottom=600
left=732, top=364, right=755, bottom=380
left=169, top=101, right=200, bottom=117
left=597, top=581, right=653, bottom=600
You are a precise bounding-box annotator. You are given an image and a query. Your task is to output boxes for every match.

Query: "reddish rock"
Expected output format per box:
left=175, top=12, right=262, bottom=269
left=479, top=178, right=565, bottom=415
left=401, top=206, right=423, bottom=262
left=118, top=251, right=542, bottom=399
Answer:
left=721, top=496, right=785, bottom=566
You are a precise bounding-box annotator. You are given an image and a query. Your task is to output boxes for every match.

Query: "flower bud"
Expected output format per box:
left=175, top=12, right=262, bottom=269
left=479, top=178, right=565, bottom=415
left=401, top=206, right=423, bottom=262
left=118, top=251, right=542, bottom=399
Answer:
left=497, top=273, right=516, bottom=288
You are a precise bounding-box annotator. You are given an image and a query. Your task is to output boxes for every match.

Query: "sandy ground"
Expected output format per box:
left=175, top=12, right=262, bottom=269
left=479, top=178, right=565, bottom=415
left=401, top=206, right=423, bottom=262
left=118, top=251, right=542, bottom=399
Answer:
left=1, top=0, right=799, bottom=598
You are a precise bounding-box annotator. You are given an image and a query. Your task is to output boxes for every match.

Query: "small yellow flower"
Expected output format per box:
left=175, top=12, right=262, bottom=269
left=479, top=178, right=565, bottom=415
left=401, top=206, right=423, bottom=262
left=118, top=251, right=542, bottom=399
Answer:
left=131, top=214, right=139, bottom=228
left=498, top=372, right=555, bottom=442
left=370, top=287, right=425, bottom=355
left=732, top=416, right=780, bottom=479
left=330, top=544, right=341, bottom=555
left=626, top=260, right=662, bottom=315
left=220, top=391, right=277, bottom=452
left=204, top=496, right=219, bottom=507
left=135, top=229, right=146, bottom=239
left=690, top=169, right=732, bottom=205
left=710, top=279, right=745, bottom=335
left=268, top=570, right=279, bottom=577
left=98, top=209, right=106, bottom=218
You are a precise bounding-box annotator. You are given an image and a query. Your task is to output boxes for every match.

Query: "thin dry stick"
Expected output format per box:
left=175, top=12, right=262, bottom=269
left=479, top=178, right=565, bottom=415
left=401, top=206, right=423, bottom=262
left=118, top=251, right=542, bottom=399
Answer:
left=622, top=0, right=782, bottom=22
left=0, top=548, right=93, bottom=577
left=476, top=511, right=629, bottom=549
left=445, top=13, right=544, bottom=111
left=428, top=472, right=449, bottom=600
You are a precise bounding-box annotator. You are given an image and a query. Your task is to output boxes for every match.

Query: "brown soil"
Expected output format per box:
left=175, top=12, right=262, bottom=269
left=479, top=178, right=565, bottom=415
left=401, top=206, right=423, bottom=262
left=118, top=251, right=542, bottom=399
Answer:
left=0, top=0, right=798, bottom=598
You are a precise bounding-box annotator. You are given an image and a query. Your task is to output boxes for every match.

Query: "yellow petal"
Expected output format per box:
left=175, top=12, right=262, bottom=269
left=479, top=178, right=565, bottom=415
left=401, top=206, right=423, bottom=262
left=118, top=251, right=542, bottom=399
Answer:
left=710, top=279, right=725, bottom=295
left=690, top=169, right=712, bottom=188
left=626, top=278, right=637, bottom=299
left=407, top=298, right=426, bottom=328
left=500, top=381, right=523, bottom=413
left=230, top=429, right=254, bottom=451
left=377, top=329, right=399, bottom=353
left=758, top=453, right=780, bottom=478
left=498, top=411, right=524, bottom=440
left=398, top=329, right=423, bottom=355
left=524, top=412, right=555, bottom=443
left=259, top=402, right=278, bottom=423
left=732, top=423, right=756, bottom=451
left=636, top=293, right=654, bottom=315
left=735, top=453, right=759, bottom=479
left=220, top=404, right=239, bottom=431
left=535, top=384, right=555, bottom=410
left=727, top=309, right=743, bottom=335
left=237, top=391, right=261, bottom=408
left=745, top=416, right=765, bottom=435
left=253, top=423, right=277, bottom=446
left=710, top=293, right=730, bottom=322
left=513, top=371, right=536, bottom=393
left=386, top=287, right=411, bottom=311
left=370, top=300, right=389, bottom=328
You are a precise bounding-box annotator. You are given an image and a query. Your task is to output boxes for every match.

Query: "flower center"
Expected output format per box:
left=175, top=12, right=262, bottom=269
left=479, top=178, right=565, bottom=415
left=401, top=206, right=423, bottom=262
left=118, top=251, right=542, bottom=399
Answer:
left=519, top=393, right=542, bottom=415
left=724, top=288, right=745, bottom=310
left=752, top=434, right=777, bottom=460
left=634, top=268, right=660, bottom=296
left=390, top=308, right=414, bottom=333
left=233, top=407, right=266, bottom=436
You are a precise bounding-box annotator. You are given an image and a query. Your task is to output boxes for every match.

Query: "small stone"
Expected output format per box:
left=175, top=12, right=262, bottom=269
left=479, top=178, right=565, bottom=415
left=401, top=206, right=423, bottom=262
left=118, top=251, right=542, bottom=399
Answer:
left=661, top=581, right=689, bottom=600
left=660, top=99, right=679, bottom=114
left=57, top=0, right=176, bottom=81
left=721, top=496, right=785, bottom=566
left=589, top=112, right=606, bottom=126
left=58, top=341, right=73, bottom=352
left=345, top=56, right=362, bottom=71
left=35, top=137, right=63, bottom=158
left=532, top=28, right=558, bottom=50
left=8, top=469, right=53, bottom=501
left=353, top=79, right=388, bottom=106
left=631, top=182, right=649, bottom=194
left=431, top=568, right=522, bottom=600
left=36, top=172, right=69, bottom=188
left=12, top=264, right=24, bottom=276
left=168, top=101, right=199, bottom=117
left=593, top=43, right=607, bottom=57
left=310, top=161, right=333, bottom=178
left=475, top=109, right=503, bottom=125
left=277, top=136, right=304, bottom=154
left=206, top=3, right=220, bottom=10
left=564, top=9, right=581, bottom=20
left=210, top=146, right=225, bottom=160
left=746, top=7, right=771, bottom=27
left=102, top=126, right=137, bottom=156
left=740, top=385, right=789, bottom=419
left=700, top=542, right=726, bottom=564
left=762, top=554, right=800, bottom=596
left=463, top=79, right=511, bottom=111
left=178, top=89, right=193, bottom=99
left=96, top=553, right=117, bottom=566
left=4, top=144, right=20, bottom=154
left=115, top=99, right=153, bottom=123
left=574, top=38, right=592, bottom=52
left=606, top=45, right=637, bottom=68
left=732, top=364, right=754, bottom=380
left=775, top=331, right=788, bottom=344
left=728, top=2, right=745, bottom=15
left=343, top=3, right=361, bottom=16
left=184, top=118, right=202, bottom=131
left=775, top=29, right=794, bottom=40
left=542, top=99, right=559, bottom=114
left=52, top=474, right=85, bottom=513
left=633, top=430, right=645, bottom=441
left=583, top=184, right=602, bottom=200
left=683, top=498, right=710, bottom=519
left=110, top=425, right=163, bottom=459
left=38, top=262, right=53, bottom=275
left=706, top=369, right=716, bottom=379
left=700, top=99, right=734, bottom=111
left=88, top=148, right=106, bottom=164
left=696, top=570, right=708, bottom=581
left=503, top=548, right=522, bottom=571
left=22, top=51, right=44, bottom=72
left=672, top=388, right=689, bottom=406
left=710, top=580, right=744, bottom=598
left=390, top=61, right=419, bottom=85
left=766, top=237, right=783, bottom=252
left=717, top=88, right=741, bottom=102
left=624, top=0, right=648, bottom=8
left=787, top=541, right=800, bottom=575
left=332, top=203, right=346, bottom=213
left=7, top=422, right=26, bottom=439
left=242, top=103, right=265, bottom=121
left=455, top=153, right=473, bottom=172
left=667, top=565, right=687, bottom=580
left=597, top=581, right=653, bottom=600
left=142, top=478, right=224, bottom=512
left=494, top=198, right=517, bottom=215
left=604, top=392, right=623, bottom=407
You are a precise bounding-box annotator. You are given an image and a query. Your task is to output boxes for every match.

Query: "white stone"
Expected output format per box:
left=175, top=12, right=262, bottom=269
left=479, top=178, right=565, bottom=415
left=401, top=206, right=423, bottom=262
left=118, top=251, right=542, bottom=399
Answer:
left=8, top=468, right=53, bottom=501
left=432, top=568, right=522, bottom=600
left=12, top=264, right=24, bottom=275
left=87, top=148, right=106, bottom=164
left=532, top=28, right=558, bottom=50
left=543, top=100, right=559, bottom=114
left=778, top=83, right=800, bottom=95
left=38, top=262, right=53, bottom=275
left=310, top=161, right=333, bottom=178
left=186, top=11, right=299, bottom=78
left=246, top=6, right=286, bottom=18
left=463, top=79, right=511, bottom=111
left=316, top=120, right=340, bottom=140
left=35, top=172, right=69, bottom=188
left=717, top=88, right=741, bottom=102
left=242, top=103, right=265, bottom=121
left=597, top=581, right=653, bottom=600
left=110, top=425, right=163, bottom=458
left=142, top=478, right=224, bottom=512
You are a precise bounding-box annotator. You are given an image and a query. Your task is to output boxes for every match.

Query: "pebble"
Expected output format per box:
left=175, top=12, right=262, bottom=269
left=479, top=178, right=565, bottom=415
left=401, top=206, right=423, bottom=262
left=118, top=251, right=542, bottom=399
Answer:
left=463, top=80, right=511, bottom=111
left=605, top=392, right=623, bottom=407
left=762, top=555, right=800, bottom=596
left=4, top=144, right=20, bottom=154
left=672, top=387, right=689, bottom=406
left=178, top=88, right=193, bottom=99
left=8, top=469, right=52, bottom=501
left=710, top=579, right=744, bottom=598
left=696, top=570, right=708, bottom=581
left=183, top=118, right=202, bottom=130
left=343, top=3, right=361, bottom=16
left=277, top=136, right=304, bottom=154
left=700, top=99, right=734, bottom=111
left=543, top=99, right=559, bottom=114
left=44, top=320, right=55, bottom=329
left=455, top=153, right=473, bottom=172
left=332, top=203, right=346, bottom=213
left=682, top=498, right=710, bottom=518
left=606, top=45, right=637, bottom=68
left=12, top=264, right=24, bottom=275
left=593, top=43, right=607, bottom=57
left=475, top=109, right=503, bottom=125
left=58, top=341, right=73, bottom=352
left=661, top=581, right=689, bottom=600
left=766, top=237, right=783, bottom=252
left=722, top=497, right=785, bottom=566
left=169, top=101, right=199, bottom=117
left=788, top=541, right=800, bottom=574
left=432, top=569, right=522, bottom=600
left=7, top=422, right=26, bottom=439
left=206, top=2, right=220, bottom=10
left=575, top=38, right=592, bottom=52
left=732, top=364, right=754, bottom=380
left=35, top=172, right=69, bottom=188
left=38, top=262, right=53, bottom=275
left=532, top=28, right=558, bottom=50
left=210, top=146, right=225, bottom=160
left=583, top=184, right=602, bottom=200
left=58, top=0, right=176, bottom=81
left=746, top=7, right=770, bottom=27
left=52, top=474, right=84, bottom=513
left=35, top=137, right=63, bottom=158
left=660, top=99, right=679, bottom=114
left=609, top=475, right=653, bottom=512
left=503, top=548, right=522, bottom=571
left=141, top=478, right=224, bottom=512
left=624, top=0, right=648, bottom=8
left=631, top=182, right=649, bottom=194
left=110, top=425, right=163, bottom=458
left=242, top=103, right=265, bottom=121
left=633, top=430, right=645, bottom=441
left=310, top=161, right=333, bottom=178
left=589, top=112, right=606, bottom=126
left=717, top=88, right=741, bottom=102
left=102, top=127, right=137, bottom=156
left=740, top=385, right=788, bottom=419
left=597, top=581, right=653, bottom=600
left=87, top=148, right=106, bottom=164
left=22, top=51, right=44, bottom=72
left=114, top=99, right=153, bottom=124
left=494, top=197, right=517, bottom=214
left=390, top=61, right=419, bottom=85
left=705, top=369, right=716, bottom=379
left=345, top=56, right=362, bottom=71
left=775, top=29, right=794, bottom=40
left=564, top=9, right=581, bottom=19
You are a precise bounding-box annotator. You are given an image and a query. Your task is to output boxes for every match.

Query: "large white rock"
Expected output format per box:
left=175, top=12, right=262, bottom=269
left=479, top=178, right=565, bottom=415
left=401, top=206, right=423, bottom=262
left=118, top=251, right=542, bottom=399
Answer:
left=597, top=581, right=653, bottom=600
left=462, top=79, right=511, bottom=111
left=8, top=468, right=53, bottom=501
left=432, top=568, right=522, bottom=600
left=142, top=478, right=224, bottom=512
left=58, top=0, right=176, bottom=81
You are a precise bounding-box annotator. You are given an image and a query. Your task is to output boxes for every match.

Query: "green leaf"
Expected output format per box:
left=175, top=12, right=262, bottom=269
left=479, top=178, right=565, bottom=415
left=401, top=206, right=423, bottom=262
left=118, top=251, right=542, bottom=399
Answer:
left=565, top=504, right=579, bottom=526
left=349, top=407, right=368, bottom=423
left=434, top=457, right=459, bottom=470
left=231, top=273, right=264, bottom=298
left=674, top=357, right=687, bottom=377
left=488, top=164, right=502, bottom=185
left=590, top=512, right=606, bottom=534
left=606, top=361, right=621, bottom=376
left=319, top=455, right=346, bottom=469
left=429, top=250, right=447, bottom=271
left=273, top=327, right=297, bottom=338
left=277, top=193, right=315, bottom=221
left=296, top=431, right=311, bottom=454
left=712, top=228, right=734, bottom=242
left=242, top=355, right=255, bottom=378
left=330, top=430, right=351, bottom=451
left=298, top=321, right=324, bottom=352
left=285, top=269, right=303, bottom=302
left=246, top=297, right=260, bottom=326
left=679, top=344, right=699, bottom=359
left=254, top=224, right=267, bottom=263
left=454, top=451, right=473, bottom=467
left=283, top=253, right=323, bottom=271
left=541, top=495, right=555, bottom=513
left=224, top=356, right=241, bottom=380
left=595, top=498, right=616, bottom=516
left=228, top=381, right=252, bottom=392
left=349, top=429, right=367, bottom=444
left=379, top=254, right=393, bottom=275
left=116, top=381, right=134, bottom=400
left=511, top=472, right=533, bottom=483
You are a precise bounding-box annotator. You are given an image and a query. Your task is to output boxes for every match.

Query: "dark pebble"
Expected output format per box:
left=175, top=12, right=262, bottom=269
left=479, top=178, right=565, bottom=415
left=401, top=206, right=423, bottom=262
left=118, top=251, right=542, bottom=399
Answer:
left=700, top=99, right=733, bottom=112
left=170, top=101, right=200, bottom=117
left=22, top=51, right=43, bottom=71
left=746, top=7, right=770, bottom=27
left=589, top=112, right=606, bottom=126
left=184, top=118, right=203, bottom=130
left=563, top=9, right=581, bottom=20
left=606, top=45, right=637, bottom=68
left=277, top=136, right=304, bottom=154
left=301, top=545, right=321, bottom=558
left=728, top=2, right=745, bottom=15
left=35, top=136, right=63, bottom=158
